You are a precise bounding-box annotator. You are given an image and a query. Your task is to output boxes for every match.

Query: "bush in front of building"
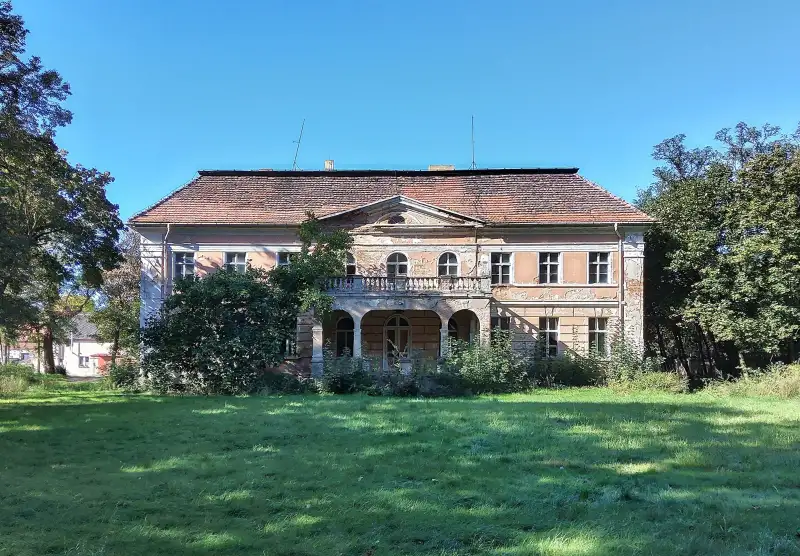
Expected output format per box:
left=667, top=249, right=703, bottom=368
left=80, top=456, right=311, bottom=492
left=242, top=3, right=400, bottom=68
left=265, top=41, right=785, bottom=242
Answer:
left=107, top=361, right=142, bottom=391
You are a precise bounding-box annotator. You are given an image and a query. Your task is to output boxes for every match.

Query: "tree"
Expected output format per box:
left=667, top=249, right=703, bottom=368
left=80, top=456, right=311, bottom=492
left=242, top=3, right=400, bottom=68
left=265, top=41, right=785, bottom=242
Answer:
left=90, top=231, right=141, bottom=365
left=141, top=216, right=352, bottom=394
left=0, top=1, right=122, bottom=349
left=638, top=122, right=800, bottom=377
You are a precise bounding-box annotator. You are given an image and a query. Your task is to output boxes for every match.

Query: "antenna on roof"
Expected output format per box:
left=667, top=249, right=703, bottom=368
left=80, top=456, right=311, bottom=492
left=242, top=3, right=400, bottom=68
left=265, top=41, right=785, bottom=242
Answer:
left=470, top=115, right=477, bottom=170
left=291, top=119, right=305, bottom=170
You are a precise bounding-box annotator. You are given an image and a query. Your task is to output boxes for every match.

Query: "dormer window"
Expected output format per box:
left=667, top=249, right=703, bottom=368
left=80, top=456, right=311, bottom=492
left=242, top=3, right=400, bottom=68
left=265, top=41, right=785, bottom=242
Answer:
left=387, top=214, right=405, bottom=224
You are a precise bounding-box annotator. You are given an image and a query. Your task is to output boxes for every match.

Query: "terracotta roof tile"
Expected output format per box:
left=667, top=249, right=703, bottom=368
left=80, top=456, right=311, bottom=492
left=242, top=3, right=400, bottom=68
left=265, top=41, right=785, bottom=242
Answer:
left=129, top=168, right=653, bottom=226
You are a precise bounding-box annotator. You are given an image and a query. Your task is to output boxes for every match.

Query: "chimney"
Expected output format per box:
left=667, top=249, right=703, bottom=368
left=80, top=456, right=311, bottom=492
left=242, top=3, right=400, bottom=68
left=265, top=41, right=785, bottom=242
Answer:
left=428, top=164, right=455, bottom=171
left=324, top=159, right=335, bottom=171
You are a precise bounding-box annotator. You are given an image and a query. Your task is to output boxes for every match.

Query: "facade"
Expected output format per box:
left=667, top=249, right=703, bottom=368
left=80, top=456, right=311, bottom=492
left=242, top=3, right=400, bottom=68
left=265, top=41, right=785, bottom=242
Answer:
left=129, top=166, right=653, bottom=375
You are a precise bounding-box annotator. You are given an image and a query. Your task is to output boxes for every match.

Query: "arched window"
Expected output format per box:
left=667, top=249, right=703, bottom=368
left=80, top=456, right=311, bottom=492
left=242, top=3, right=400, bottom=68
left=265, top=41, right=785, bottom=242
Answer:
left=336, top=316, right=355, bottom=356
left=345, top=252, right=357, bottom=276
left=448, top=317, right=459, bottom=340
left=387, top=214, right=405, bottom=224
left=438, top=252, right=458, bottom=276
left=385, top=314, right=411, bottom=361
left=386, top=253, right=408, bottom=277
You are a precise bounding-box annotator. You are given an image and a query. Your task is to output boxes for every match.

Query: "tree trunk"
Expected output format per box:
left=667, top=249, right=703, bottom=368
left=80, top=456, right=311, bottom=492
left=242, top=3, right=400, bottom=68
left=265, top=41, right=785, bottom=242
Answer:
left=670, top=324, right=691, bottom=377
left=42, top=326, right=56, bottom=374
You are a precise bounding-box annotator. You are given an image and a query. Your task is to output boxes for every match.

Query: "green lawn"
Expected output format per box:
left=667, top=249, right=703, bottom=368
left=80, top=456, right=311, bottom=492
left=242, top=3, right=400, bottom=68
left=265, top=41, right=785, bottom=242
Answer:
left=1, top=388, right=799, bottom=556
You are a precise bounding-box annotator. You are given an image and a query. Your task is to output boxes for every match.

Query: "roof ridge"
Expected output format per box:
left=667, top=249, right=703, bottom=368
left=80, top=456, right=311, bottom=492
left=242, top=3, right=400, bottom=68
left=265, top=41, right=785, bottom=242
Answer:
left=197, top=167, right=579, bottom=177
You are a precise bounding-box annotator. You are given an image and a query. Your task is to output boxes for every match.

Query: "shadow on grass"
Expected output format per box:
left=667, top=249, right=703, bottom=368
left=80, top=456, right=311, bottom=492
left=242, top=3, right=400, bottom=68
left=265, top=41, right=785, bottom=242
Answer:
left=0, top=393, right=799, bottom=555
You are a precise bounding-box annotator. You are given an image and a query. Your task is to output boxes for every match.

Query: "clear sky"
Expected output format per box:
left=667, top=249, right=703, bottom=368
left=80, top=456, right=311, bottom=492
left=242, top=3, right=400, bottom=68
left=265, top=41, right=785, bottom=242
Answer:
left=15, top=0, right=800, bottom=220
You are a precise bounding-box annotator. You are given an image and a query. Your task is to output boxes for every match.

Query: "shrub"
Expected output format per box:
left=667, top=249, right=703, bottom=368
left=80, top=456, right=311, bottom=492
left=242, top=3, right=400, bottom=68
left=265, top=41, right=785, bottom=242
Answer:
left=0, top=363, right=66, bottom=394
left=0, top=371, right=29, bottom=394
left=259, top=371, right=318, bottom=395
left=444, top=332, right=530, bottom=394
left=526, top=350, right=605, bottom=388
left=603, top=338, right=687, bottom=393
left=320, top=353, right=374, bottom=394
left=141, top=268, right=297, bottom=395
left=706, top=363, right=800, bottom=399
left=108, top=361, right=141, bottom=391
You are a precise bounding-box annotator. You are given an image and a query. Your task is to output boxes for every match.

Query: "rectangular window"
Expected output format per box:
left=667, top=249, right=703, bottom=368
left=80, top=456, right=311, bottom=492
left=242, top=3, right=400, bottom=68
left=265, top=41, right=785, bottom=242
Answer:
left=78, top=355, right=90, bottom=368
left=490, top=316, right=511, bottom=339
left=538, top=317, right=559, bottom=357
left=277, top=252, right=294, bottom=267
left=538, top=252, right=560, bottom=284
left=224, top=252, right=247, bottom=273
left=589, top=252, right=610, bottom=284
left=589, top=317, right=608, bottom=355
left=174, top=252, right=195, bottom=279
left=490, top=253, right=511, bottom=285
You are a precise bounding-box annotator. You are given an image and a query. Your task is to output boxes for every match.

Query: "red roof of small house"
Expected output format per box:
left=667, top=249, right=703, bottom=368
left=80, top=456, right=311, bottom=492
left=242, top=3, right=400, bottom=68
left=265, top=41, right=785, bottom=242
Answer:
left=129, top=168, right=653, bottom=226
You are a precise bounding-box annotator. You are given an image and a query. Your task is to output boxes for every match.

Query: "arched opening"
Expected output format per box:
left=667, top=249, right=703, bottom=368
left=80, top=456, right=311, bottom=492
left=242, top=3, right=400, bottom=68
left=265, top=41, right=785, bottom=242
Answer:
left=387, top=214, right=405, bottom=224
left=447, top=317, right=459, bottom=339
left=335, top=316, right=355, bottom=356
left=386, top=252, right=408, bottom=277
left=384, top=313, right=411, bottom=365
left=449, top=309, right=480, bottom=343
left=438, top=252, right=458, bottom=276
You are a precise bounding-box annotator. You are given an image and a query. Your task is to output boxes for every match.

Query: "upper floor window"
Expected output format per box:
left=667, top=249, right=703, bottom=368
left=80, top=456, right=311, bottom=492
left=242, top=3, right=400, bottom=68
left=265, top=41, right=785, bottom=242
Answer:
left=386, top=253, right=408, bottom=277
left=539, top=252, right=560, bottom=284
left=224, top=252, right=247, bottom=273
left=589, top=317, right=609, bottom=356
left=589, top=252, right=610, bottom=284
left=174, top=252, right=195, bottom=279
left=387, top=215, right=405, bottom=224
left=490, top=253, right=511, bottom=285
left=438, top=252, right=458, bottom=276
left=539, top=317, right=559, bottom=357
left=346, top=253, right=357, bottom=276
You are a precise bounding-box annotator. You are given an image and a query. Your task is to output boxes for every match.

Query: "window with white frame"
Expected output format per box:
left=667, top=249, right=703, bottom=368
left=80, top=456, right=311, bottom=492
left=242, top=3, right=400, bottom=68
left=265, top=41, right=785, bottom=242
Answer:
left=78, top=355, right=90, bottom=368
left=345, top=252, right=357, bottom=276
left=335, top=316, right=355, bottom=356
left=174, top=252, right=195, bottom=279
left=490, top=316, right=510, bottom=330
left=277, top=252, right=294, bottom=267
left=438, top=252, right=458, bottom=276
left=538, top=252, right=560, bottom=284
left=588, top=252, right=610, bottom=284
left=490, top=253, right=511, bottom=285
left=224, top=252, right=247, bottom=273
left=386, top=253, right=408, bottom=277
left=589, top=317, right=609, bottom=355
left=538, top=317, right=559, bottom=357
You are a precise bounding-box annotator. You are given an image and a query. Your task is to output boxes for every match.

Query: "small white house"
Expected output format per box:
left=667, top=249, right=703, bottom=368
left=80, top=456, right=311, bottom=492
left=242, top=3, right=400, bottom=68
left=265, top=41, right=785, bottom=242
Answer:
left=55, top=314, right=112, bottom=377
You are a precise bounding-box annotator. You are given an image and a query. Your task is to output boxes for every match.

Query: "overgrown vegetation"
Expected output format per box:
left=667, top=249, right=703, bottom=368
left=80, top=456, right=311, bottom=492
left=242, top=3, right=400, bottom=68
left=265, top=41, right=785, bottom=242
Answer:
left=140, top=216, right=351, bottom=395
left=705, top=363, right=800, bottom=399
left=638, top=122, right=800, bottom=381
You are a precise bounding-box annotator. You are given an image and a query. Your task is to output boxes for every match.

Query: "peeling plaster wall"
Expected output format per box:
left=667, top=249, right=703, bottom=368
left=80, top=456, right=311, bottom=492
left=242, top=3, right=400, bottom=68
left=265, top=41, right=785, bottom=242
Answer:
left=623, top=232, right=645, bottom=349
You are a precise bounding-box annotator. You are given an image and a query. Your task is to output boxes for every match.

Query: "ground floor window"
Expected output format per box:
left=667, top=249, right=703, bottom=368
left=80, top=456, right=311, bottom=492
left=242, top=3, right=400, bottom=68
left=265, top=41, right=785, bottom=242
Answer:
left=336, top=316, right=355, bottom=356
left=78, top=355, right=90, bottom=368
left=490, top=316, right=511, bottom=340
left=589, top=317, right=608, bottom=356
left=385, top=314, right=411, bottom=360
left=538, top=317, right=559, bottom=357
left=448, top=318, right=459, bottom=340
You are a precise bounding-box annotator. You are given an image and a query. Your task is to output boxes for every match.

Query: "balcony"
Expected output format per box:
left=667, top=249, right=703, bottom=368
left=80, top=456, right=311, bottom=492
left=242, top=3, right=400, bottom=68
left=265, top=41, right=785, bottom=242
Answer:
left=326, top=275, right=491, bottom=295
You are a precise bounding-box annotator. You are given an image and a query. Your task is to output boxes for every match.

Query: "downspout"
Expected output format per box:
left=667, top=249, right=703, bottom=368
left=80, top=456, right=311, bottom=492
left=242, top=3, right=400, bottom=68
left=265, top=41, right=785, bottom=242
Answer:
left=161, top=223, right=172, bottom=299
left=614, top=223, right=625, bottom=338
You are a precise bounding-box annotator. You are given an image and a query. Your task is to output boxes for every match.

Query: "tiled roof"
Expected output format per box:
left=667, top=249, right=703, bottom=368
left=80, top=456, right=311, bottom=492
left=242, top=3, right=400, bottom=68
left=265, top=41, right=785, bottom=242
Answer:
left=129, top=168, right=653, bottom=226
left=71, top=314, right=98, bottom=340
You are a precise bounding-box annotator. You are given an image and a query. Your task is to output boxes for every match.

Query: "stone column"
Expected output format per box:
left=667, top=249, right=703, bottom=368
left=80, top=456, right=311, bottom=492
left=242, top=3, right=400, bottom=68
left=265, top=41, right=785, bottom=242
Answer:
left=352, top=314, right=362, bottom=358
left=310, top=318, right=324, bottom=377
left=439, top=314, right=450, bottom=358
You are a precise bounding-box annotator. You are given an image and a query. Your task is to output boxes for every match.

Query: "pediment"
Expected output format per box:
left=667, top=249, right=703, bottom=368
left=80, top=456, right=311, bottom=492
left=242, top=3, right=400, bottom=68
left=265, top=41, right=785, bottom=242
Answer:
left=318, top=196, right=484, bottom=227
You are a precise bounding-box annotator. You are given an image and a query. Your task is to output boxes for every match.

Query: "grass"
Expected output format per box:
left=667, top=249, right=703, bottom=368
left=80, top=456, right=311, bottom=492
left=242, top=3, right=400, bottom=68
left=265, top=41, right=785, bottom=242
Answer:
left=1, top=386, right=799, bottom=555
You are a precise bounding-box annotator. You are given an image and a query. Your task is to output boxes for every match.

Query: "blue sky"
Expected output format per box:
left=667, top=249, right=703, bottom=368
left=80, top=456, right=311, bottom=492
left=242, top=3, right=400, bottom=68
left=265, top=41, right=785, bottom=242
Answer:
left=16, top=0, right=800, bottom=220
